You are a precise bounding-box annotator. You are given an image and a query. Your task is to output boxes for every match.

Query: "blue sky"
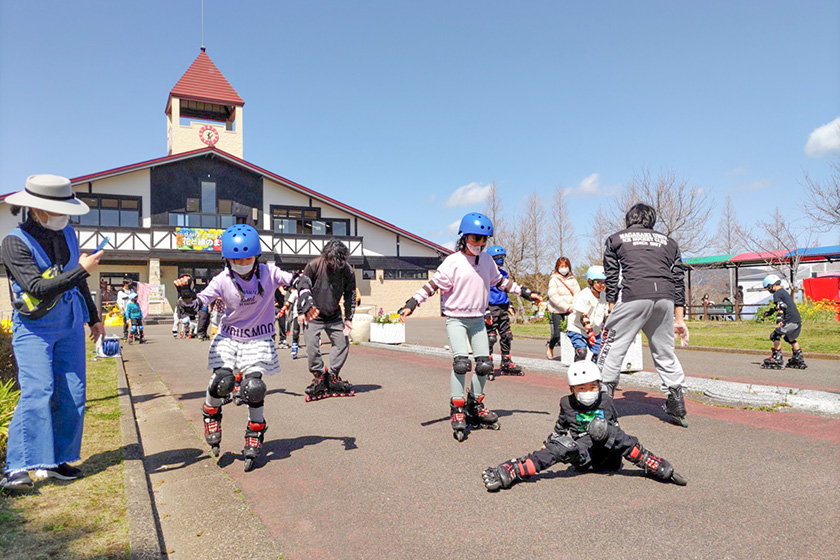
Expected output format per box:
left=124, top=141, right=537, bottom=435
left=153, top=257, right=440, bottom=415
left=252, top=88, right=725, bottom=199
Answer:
left=1, top=1, right=839, bottom=257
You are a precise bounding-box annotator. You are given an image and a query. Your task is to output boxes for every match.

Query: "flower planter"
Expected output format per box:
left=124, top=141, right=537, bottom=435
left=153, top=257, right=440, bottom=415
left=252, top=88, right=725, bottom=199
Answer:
left=369, top=322, right=406, bottom=344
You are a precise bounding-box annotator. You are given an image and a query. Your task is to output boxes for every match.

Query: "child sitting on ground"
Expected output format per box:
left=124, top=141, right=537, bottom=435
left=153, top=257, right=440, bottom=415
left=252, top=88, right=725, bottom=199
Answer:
left=481, top=360, right=686, bottom=491
left=565, top=265, right=609, bottom=362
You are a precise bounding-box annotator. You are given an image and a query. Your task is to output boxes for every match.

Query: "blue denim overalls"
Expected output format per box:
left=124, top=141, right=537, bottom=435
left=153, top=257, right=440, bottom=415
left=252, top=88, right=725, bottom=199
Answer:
left=4, top=225, right=89, bottom=474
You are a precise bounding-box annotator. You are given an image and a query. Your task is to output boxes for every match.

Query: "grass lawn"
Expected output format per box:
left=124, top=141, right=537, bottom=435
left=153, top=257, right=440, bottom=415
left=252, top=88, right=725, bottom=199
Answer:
left=0, top=342, right=129, bottom=560
left=512, top=319, right=840, bottom=355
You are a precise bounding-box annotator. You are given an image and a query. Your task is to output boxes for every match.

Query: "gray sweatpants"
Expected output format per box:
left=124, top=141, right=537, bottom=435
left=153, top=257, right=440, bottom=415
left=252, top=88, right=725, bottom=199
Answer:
left=596, top=299, right=685, bottom=389
left=304, top=318, right=349, bottom=375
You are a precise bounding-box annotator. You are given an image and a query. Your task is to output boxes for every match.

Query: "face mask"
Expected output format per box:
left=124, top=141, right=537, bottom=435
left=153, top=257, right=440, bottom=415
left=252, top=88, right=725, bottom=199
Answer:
left=575, top=390, right=599, bottom=406
left=465, top=242, right=483, bottom=256
left=558, top=268, right=570, bottom=275
left=39, top=213, right=69, bottom=231
left=230, top=263, right=254, bottom=276
left=493, top=257, right=504, bottom=267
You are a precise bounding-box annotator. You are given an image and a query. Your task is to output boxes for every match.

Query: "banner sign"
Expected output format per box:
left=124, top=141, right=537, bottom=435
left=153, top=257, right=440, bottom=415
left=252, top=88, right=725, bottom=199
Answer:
left=175, top=227, right=223, bottom=252
left=147, top=284, right=166, bottom=304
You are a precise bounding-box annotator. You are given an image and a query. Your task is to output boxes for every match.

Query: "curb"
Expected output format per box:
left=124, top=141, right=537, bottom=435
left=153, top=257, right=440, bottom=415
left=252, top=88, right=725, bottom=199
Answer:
left=361, top=342, right=840, bottom=417
left=116, top=354, right=164, bottom=560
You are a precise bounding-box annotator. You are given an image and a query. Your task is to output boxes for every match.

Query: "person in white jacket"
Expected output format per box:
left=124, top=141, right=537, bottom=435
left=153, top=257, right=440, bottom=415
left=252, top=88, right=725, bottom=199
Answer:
left=545, top=257, right=579, bottom=359
left=566, top=266, right=609, bottom=362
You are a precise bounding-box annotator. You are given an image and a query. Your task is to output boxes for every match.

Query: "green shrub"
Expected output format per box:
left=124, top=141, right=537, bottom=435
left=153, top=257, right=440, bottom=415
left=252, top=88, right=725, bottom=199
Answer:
left=0, top=327, right=17, bottom=388
left=0, top=378, right=20, bottom=462
left=752, top=303, right=777, bottom=323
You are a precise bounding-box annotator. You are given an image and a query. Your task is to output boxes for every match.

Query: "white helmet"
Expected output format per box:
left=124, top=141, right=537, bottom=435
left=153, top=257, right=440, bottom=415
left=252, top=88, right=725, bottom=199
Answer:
left=566, top=360, right=602, bottom=386
left=762, top=274, right=782, bottom=290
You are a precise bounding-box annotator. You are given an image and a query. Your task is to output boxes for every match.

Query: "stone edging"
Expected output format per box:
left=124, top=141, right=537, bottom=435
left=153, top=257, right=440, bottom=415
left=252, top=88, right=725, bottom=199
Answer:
left=116, top=354, right=164, bottom=560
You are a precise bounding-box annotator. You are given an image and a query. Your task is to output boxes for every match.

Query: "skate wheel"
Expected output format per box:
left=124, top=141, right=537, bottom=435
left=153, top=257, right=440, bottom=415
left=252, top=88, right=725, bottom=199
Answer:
left=675, top=417, right=688, bottom=428
left=489, top=423, right=501, bottom=430
left=211, top=446, right=220, bottom=458
left=244, top=458, right=255, bottom=472
left=671, top=472, right=688, bottom=486
left=454, top=430, right=466, bottom=442
left=234, top=397, right=243, bottom=406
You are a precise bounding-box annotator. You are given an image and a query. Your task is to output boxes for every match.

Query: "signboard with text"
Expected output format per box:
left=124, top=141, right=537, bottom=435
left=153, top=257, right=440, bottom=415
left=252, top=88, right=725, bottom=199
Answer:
left=175, top=227, right=223, bottom=252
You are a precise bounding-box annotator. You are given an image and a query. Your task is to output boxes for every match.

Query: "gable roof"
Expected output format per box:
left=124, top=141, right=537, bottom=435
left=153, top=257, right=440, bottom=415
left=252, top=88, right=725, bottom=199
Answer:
left=168, top=48, right=244, bottom=107
left=0, top=147, right=451, bottom=256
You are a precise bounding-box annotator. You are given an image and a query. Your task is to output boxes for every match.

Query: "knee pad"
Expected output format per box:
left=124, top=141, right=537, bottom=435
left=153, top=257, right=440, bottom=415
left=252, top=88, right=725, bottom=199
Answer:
left=545, top=432, right=582, bottom=465
left=574, top=347, right=588, bottom=362
left=487, top=330, right=498, bottom=346
left=474, top=356, right=494, bottom=377
left=241, top=375, right=267, bottom=406
left=588, top=417, right=622, bottom=450
left=208, top=368, right=235, bottom=399
left=453, top=356, right=472, bottom=375
left=770, top=329, right=782, bottom=342
left=783, top=335, right=797, bottom=345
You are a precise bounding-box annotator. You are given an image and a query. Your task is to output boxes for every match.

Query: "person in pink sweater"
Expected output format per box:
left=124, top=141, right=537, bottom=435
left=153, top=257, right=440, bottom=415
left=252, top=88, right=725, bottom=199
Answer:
left=399, top=212, right=542, bottom=441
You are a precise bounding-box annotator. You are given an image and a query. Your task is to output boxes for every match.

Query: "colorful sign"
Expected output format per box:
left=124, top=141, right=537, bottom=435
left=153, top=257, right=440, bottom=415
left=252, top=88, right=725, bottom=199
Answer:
left=147, top=284, right=166, bottom=304
left=175, top=227, right=223, bottom=252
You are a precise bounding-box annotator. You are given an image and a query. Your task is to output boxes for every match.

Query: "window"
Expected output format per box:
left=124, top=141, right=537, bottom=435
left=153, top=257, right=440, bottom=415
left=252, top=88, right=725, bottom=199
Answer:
left=383, top=270, right=429, bottom=280
left=271, top=205, right=351, bottom=237
left=362, top=269, right=376, bottom=280
left=71, top=195, right=141, bottom=227
left=201, top=182, right=216, bottom=213
left=166, top=183, right=259, bottom=229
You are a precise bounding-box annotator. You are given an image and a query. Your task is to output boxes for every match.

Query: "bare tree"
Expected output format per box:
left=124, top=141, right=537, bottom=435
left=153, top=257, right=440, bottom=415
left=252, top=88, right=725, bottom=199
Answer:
left=610, top=168, right=715, bottom=256
left=740, top=207, right=816, bottom=293
left=483, top=180, right=507, bottom=242
left=519, top=189, right=546, bottom=275
left=547, top=183, right=578, bottom=266
left=714, top=195, right=745, bottom=298
left=585, top=204, right=612, bottom=265
left=800, top=159, right=840, bottom=234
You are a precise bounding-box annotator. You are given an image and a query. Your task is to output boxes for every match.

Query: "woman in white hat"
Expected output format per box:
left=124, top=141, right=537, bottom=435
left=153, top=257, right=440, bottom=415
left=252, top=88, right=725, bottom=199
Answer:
left=0, top=174, right=104, bottom=492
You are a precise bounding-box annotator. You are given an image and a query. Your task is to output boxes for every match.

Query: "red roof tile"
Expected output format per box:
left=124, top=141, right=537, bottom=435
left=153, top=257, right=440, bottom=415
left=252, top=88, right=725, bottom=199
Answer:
left=169, top=49, right=244, bottom=106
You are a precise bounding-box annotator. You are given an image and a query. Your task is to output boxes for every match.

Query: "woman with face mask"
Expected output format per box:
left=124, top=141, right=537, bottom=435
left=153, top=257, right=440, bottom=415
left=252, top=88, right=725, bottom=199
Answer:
left=398, top=212, right=543, bottom=442
left=546, top=257, right=579, bottom=359
left=0, top=174, right=104, bottom=492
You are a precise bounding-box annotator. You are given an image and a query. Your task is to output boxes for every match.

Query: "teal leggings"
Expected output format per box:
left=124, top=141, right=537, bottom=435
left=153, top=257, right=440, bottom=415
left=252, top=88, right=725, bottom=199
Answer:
left=445, top=316, right=491, bottom=399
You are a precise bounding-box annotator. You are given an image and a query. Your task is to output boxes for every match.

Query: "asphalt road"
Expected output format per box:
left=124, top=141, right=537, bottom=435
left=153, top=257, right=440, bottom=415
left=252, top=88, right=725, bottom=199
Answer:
left=124, top=323, right=840, bottom=560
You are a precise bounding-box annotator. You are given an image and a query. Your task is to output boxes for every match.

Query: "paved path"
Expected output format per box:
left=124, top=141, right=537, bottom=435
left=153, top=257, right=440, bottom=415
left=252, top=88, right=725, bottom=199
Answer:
left=120, top=323, right=840, bottom=560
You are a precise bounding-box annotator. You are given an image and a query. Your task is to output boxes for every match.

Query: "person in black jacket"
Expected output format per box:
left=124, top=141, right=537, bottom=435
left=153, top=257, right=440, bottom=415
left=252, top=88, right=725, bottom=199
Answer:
left=481, top=361, right=685, bottom=490
left=299, top=239, right=356, bottom=401
left=596, top=203, right=690, bottom=427
left=0, top=175, right=104, bottom=492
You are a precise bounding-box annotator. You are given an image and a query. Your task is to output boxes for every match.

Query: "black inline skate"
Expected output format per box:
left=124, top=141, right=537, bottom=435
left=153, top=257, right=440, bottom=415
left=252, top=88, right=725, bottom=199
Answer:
left=663, top=386, right=688, bottom=428
left=450, top=397, right=468, bottom=442
left=626, top=443, right=687, bottom=486
left=243, top=421, right=267, bottom=472
left=498, top=354, right=523, bottom=376
left=761, top=348, right=784, bottom=370
left=786, top=349, right=807, bottom=370
left=326, top=371, right=355, bottom=398
left=304, top=373, right=329, bottom=402
left=203, top=404, right=223, bottom=457
left=482, top=457, right=535, bottom=491
left=466, top=392, right=499, bottom=431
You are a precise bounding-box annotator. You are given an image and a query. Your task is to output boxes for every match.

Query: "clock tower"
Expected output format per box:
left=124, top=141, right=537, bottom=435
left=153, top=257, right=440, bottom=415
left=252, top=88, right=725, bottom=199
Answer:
left=166, top=48, right=245, bottom=158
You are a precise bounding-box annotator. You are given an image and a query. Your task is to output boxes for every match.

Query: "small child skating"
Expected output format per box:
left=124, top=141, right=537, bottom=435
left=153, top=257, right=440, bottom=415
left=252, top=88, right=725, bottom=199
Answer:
left=484, top=245, right=523, bottom=377
left=124, top=293, right=144, bottom=344
left=482, top=360, right=686, bottom=491
left=282, top=287, right=303, bottom=359
left=299, top=239, right=357, bottom=402
left=399, top=212, right=542, bottom=442
left=565, top=266, right=609, bottom=362
left=175, top=224, right=304, bottom=471
left=116, top=278, right=136, bottom=341
left=760, top=274, right=807, bottom=369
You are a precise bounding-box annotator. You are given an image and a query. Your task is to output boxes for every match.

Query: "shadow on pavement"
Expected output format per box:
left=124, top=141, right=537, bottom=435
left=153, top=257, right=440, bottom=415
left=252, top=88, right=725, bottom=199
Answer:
left=420, top=408, right=551, bottom=427
left=614, top=390, right=677, bottom=425
left=144, top=447, right=207, bottom=474
left=215, top=435, right=359, bottom=470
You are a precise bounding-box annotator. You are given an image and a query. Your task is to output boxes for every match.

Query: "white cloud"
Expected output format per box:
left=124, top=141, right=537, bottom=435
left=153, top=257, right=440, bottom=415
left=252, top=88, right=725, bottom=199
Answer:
left=441, top=240, right=456, bottom=251
left=447, top=219, right=461, bottom=236
left=563, top=173, right=602, bottom=198
left=735, top=180, right=771, bottom=192
left=805, top=117, right=840, bottom=157
left=726, top=165, right=747, bottom=177
left=446, top=182, right=491, bottom=208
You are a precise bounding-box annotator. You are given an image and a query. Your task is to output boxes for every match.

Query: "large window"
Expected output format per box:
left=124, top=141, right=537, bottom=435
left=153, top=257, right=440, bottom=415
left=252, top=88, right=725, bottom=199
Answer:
left=168, top=181, right=255, bottom=228
left=71, top=195, right=141, bottom=227
left=271, top=205, right=351, bottom=236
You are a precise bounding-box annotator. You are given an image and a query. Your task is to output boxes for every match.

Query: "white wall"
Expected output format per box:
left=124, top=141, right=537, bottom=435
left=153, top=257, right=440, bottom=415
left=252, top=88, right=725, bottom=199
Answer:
left=88, top=169, right=152, bottom=227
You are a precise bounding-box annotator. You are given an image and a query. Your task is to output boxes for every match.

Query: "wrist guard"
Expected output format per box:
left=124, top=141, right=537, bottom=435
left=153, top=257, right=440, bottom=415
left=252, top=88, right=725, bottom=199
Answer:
left=401, top=297, right=418, bottom=314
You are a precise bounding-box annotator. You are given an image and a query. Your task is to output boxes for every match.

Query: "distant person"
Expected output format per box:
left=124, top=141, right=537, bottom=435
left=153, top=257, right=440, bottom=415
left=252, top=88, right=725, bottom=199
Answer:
left=722, top=297, right=734, bottom=321
left=545, top=257, right=579, bottom=360
left=760, top=275, right=807, bottom=370
left=734, top=285, right=744, bottom=321
left=484, top=245, right=524, bottom=375
left=116, top=278, right=136, bottom=340
left=566, top=266, right=609, bottom=362
left=596, top=203, right=690, bottom=427
left=124, top=292, right=145, bottom=343
left=0, top=175, right=104, bottom=492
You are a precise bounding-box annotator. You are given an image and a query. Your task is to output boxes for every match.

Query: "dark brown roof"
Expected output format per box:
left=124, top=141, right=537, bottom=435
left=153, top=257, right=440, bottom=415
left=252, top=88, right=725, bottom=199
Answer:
left=169, top=48, right=244, bottom=106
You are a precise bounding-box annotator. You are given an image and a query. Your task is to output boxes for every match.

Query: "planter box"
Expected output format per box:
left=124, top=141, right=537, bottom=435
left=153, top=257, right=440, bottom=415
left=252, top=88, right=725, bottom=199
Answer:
left=370, top=322, right=405, bottom=344
left=559, top=332, right=643, bottom=372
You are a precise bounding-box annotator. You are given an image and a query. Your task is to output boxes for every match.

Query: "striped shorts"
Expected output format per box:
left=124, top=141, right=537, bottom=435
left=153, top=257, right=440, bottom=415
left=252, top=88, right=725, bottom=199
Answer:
left=207, top=334, right=281, bottom=376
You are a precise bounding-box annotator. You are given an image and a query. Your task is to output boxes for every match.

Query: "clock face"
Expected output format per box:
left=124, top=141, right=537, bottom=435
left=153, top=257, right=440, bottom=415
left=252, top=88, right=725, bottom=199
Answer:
left=199, top=125, right=220, bottom=146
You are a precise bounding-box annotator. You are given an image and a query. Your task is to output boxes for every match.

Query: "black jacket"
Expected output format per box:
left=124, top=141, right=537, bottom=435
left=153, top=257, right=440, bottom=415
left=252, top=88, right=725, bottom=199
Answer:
left=602, top=225, right=685, bottom=307
left=1, top=216, right=99, bottom=325
left=302, top=257, right=356, bottom=323
left=556, top=393, right=619, bottom=438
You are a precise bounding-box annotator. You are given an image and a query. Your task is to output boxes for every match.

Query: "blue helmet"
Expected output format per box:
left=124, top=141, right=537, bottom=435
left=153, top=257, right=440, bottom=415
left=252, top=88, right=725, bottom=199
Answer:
left=586, top=265, right=606, bottom=282
left=221, top=224, right=261, bottom=259
left=486, top=245, right=506, bottom=258
left=458, top=212, right=494, bottom=237
left=762, top=274, right=781, bottom=289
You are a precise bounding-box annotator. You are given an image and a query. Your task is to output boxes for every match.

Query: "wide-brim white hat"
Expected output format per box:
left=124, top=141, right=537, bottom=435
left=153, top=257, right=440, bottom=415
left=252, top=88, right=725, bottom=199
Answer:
left=4, top=174, right=89, bottom=215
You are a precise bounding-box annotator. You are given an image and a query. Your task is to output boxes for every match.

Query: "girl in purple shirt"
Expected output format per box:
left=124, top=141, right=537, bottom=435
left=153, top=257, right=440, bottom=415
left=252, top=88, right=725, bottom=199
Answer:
left=176, top=224, right=299, bottom=471
left=399, top=213, right=542, bottom=442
